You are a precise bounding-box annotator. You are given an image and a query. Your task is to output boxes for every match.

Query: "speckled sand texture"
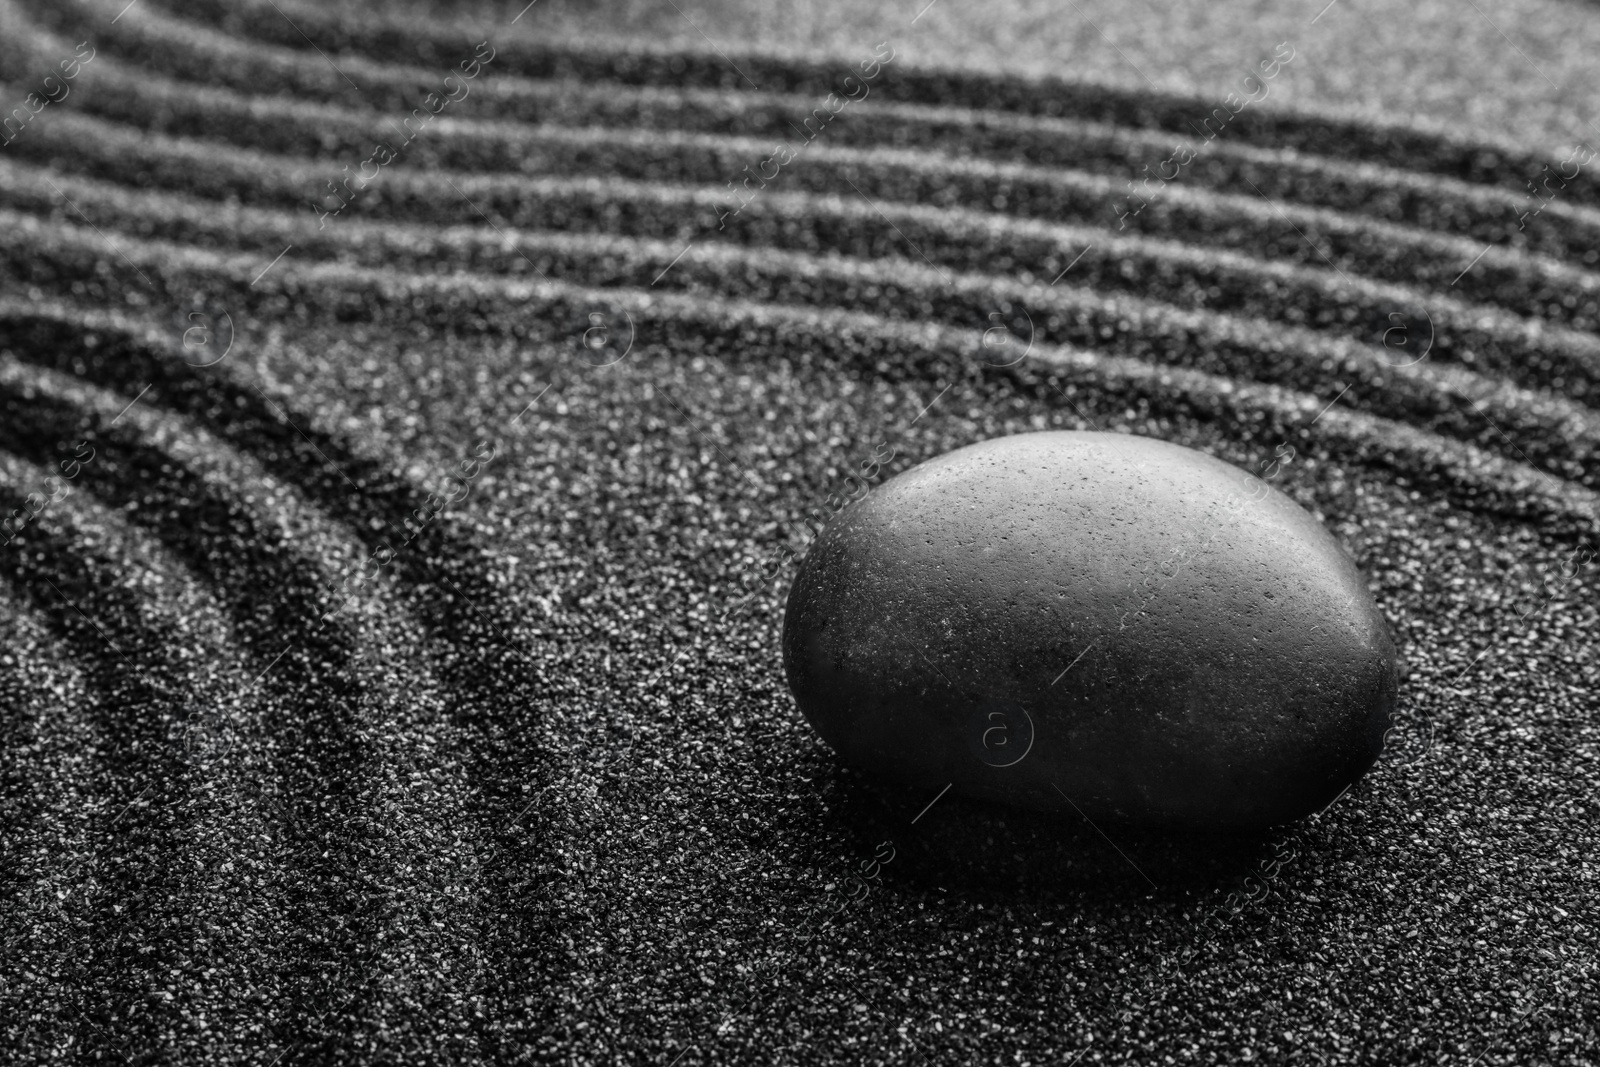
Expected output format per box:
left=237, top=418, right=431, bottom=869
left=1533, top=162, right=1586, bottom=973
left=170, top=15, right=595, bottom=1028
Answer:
left=0, top=0, right=1596, bottom=1064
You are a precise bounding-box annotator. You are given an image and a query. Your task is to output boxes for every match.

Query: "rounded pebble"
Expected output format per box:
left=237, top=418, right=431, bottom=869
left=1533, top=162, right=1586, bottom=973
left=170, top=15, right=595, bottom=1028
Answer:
left=782, top=430, right=1401, bottom=831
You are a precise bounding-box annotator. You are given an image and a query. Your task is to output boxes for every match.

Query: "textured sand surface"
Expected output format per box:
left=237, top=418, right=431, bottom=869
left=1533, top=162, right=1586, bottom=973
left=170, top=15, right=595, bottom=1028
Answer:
left=0, top=0, right=1596, bottom=1064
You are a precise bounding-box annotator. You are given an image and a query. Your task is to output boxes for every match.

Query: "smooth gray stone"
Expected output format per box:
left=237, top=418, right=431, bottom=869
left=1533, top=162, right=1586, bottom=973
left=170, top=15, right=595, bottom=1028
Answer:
left=782, top=431, right=1399, bottom=831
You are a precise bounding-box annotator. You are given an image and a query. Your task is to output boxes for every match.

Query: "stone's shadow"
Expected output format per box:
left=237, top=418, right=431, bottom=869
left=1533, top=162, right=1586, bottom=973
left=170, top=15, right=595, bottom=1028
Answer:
left=813, top=764, right=1300, bottom=909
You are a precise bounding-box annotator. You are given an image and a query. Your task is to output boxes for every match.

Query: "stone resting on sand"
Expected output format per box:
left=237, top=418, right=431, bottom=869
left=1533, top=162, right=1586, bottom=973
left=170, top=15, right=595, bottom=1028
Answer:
left=783, top=431, right=1399, bottom=832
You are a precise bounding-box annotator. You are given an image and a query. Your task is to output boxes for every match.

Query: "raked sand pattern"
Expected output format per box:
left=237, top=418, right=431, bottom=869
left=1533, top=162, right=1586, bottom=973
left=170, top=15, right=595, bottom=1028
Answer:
left=0, top=1, right=1596, bottom=1064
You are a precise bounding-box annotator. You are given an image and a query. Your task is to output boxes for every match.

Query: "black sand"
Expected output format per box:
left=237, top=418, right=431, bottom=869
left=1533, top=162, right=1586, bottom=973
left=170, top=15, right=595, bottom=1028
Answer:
left=0, top=1, right=1596, bottom=1064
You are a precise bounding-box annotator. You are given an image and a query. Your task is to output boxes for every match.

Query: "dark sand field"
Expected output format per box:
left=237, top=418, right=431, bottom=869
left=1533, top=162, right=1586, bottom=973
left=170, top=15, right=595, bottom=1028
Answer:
left=0, top=0, right=1596, bottom=1064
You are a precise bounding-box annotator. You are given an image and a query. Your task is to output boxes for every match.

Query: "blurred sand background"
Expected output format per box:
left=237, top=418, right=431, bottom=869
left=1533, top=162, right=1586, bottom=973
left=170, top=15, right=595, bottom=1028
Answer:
left=383, top=0, right=1600, bottom=154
